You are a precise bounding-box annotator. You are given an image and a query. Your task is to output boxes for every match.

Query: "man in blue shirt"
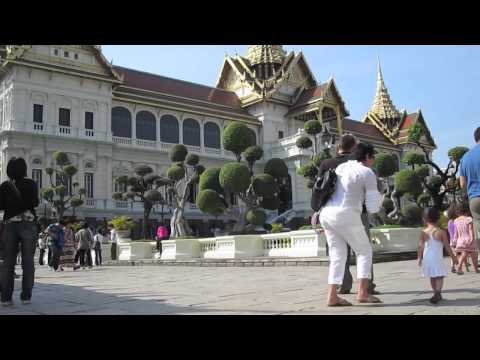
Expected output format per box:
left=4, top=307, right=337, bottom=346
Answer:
left=459, top=127, right=480, bottom=239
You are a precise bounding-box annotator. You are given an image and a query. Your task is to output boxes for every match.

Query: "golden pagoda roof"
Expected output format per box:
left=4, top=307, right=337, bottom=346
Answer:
left=246, top=45, right=285, bottom=66
left=368, top=59, right=400, bottom=119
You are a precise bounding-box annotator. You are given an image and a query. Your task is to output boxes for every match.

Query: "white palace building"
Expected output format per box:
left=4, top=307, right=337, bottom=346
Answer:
left=0, top=45, right=435, bottom=234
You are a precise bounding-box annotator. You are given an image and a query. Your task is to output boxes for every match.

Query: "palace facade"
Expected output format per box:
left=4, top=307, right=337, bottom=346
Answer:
left=0, top=45, right=435, bottom=232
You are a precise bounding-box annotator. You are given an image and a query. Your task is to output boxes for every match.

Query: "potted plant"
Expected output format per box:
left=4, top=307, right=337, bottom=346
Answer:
left=110, top=216, right=135, bottom=243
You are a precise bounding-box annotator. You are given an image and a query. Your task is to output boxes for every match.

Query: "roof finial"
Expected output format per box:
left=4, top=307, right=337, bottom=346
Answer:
left=369, top=58, right=400, bottom=121
left=377, top=55, right=383, bottom=82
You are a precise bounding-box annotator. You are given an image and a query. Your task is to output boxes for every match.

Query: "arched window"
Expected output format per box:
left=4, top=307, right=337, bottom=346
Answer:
left=136, top=111, right=156, bottom=141
left=182, top=118, right=200, bottom=147
left=247, top=128, right=257, bottom=146
left=204, top=122, right=221, bottom=149
left=160, top=114, right=179, bottom=143
left=111, top=107, right=132, bottom=138
left=322, top=107, right=337, bottom=123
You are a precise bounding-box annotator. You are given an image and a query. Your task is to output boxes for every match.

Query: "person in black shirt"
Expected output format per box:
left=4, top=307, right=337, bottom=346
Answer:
left=0, top=157, right=39, bottom=306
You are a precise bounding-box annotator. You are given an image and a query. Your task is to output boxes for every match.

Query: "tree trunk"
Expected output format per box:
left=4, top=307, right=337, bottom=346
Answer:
left=388, top=191, right=402, bottom=220
left=143, top=203, right=152, bottom=240
left=170, top=207, right=191, bottom=238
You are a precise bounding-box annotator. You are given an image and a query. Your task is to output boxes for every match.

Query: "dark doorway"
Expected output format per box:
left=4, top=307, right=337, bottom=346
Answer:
left=278, top=174, right=292, bottom=214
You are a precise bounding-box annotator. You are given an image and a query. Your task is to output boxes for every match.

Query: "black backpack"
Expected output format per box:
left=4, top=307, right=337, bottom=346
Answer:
left=311, top=168, right=337, bottom=212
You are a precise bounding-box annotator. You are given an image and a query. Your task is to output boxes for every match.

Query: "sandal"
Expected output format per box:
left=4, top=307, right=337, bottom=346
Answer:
left=457, top=271, right=464, bottom=275
left=357, top=295, right=383, bottom=304
left=327, top=298, right=353, bottom=307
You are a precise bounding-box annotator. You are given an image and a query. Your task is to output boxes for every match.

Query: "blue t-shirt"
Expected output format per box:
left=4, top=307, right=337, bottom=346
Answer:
left=459, top=144, right=480, bottom=199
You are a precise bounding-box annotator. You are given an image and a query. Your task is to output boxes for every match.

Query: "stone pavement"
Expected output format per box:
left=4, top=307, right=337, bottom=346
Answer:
left=1, top=259, right=480, bottom=315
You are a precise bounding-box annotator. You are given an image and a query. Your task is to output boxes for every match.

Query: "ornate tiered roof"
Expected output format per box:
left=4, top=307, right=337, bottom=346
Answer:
left=368, top=59, right=400, bottom=120
left=245, top=45, right=286, bottom=66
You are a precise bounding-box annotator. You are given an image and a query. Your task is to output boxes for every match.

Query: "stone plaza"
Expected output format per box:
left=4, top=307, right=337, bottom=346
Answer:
left=1, top=259, right=479, bottom=315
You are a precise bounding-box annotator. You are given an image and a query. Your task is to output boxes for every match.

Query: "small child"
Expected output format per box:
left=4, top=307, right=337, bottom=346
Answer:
left=418, top=207, right=457, bottom=304
left=447, top=203, right=458, bottom=273
left=454, top=202, right=479, bottom=274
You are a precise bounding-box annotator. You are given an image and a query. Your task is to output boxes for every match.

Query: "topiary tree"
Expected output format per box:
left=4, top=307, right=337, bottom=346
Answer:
left=196, top=122, right=288, bottom=233
left=372, top=152, right=399, bottom=222
left=406, top=122, right=469, bottom=210
left=164, top=145, right=204, bottom=238
left=41, top=151, right=86, bottom=221
left=294, top=119, right=333, bottom=189
left=113, top=165, right=166, bottom=239
left=400, top=203, right=423, bottom=227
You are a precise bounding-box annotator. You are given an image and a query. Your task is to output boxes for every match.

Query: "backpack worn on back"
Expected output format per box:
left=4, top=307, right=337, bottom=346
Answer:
left=311, top=168, right=337, bottom=212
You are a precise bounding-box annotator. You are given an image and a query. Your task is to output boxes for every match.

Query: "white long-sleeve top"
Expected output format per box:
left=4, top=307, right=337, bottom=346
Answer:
left=325, top=160, right=382, bottom=214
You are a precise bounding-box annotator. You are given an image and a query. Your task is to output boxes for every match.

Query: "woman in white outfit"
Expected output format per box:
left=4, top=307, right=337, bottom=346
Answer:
left=320, top=143, right=383, bottom=306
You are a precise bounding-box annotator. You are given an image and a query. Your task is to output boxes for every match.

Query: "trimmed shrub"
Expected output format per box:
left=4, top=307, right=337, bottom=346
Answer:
left=252, top=174, right=279, bottom=197
left=401, top=203, right=423, bottom=226
left=312, top=152, right=331, bottom=167
left=382, top=198, right=394, bottom=214
left=144, top=173, right=160, bottom=184
left=298, top=163, right=317, bottom=178
left=134, top=165, right=153, bottom=177
left=145, top=190, right=163, bottom=202
left=167, top=165, right=185, bottom=181
left=374, top=153, right=398, bottom=178
left=264, top=158, right=289, bottom=179
left=448, top=146, right=469, bottom=163
left=196, top=189, right=224, bottom=214
left=414, top=165, right=430, bottom=180
left=417, top=193, right=432, bottom=207
left=169, top=144, right=188, bottom=162
left=296, top=136, right=312, bottom=149
left=243, top=146, right=264, bottom=164
left=219, top=162, right=251, bottom=193
left=402, top=151, right=426, bottom=167
left=261, top=196, right=280, bottom=210
left=199, top=167, right=223, bottom=193
left=246, top=209, right=267, bottom=226
left=63, top=165, right=78, bottom=177
left=222, top=122, right=253, bottom=156
left=304, top=120, right=323, bottom=135
left=186, top=153, right=200, bottom=166
left=426, top=175, right=442, bottom=189
left=195, top=164, right=206, bottom=176
left=53, top=151, right=69, bottom=166
left=395, top=169, right=422, bottom=198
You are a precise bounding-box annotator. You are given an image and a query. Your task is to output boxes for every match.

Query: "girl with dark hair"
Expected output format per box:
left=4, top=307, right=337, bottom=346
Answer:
left=446, top=203, right=459, bottom=273
left=454, top=202, right=478, bottom=274
left=418, top=207, right=457, bottom=304
left=0, top=157, right=39, bottom=306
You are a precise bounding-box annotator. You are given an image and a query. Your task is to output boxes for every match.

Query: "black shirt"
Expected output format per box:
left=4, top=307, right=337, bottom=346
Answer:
left=0, top=178, right=39, bottom=220
left=318, top=153, right=352, bottom=177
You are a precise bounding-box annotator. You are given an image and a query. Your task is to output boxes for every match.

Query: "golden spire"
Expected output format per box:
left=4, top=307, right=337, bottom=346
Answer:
left=246, top=45, right=285, bottom=66
left=369, top=58, right=400, bottom=119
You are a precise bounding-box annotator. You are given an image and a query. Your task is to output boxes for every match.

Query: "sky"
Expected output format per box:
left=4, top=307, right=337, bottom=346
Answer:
left=102, top=45, right=480, bottom=168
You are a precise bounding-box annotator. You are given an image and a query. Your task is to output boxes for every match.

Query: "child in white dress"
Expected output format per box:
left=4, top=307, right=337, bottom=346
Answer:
left=418, top=207, right=457, bottom=304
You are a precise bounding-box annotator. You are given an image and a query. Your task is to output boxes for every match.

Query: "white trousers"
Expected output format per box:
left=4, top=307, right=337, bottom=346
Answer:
left=320, top=208, right=373, bottom=285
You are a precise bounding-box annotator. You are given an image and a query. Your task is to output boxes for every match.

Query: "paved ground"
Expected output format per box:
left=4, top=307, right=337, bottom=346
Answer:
left=1, top=259, right=480, bottom=315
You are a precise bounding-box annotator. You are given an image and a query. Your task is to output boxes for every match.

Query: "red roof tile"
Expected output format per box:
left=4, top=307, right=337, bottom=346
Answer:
left=114, top=65, right=243, bottom=110
left=342, top=118, right=394, bottom=145
left=293, top=84, right=328, bottom=108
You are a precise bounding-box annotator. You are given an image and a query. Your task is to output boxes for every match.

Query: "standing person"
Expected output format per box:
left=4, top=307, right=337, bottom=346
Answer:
left=459, top=127, right=480, bottom=248
left=38, top=227, right=47, bottom=266
left=93, top=229, right=104, bottom=266
left=110, top=226, right=118, bottom=261
left=0, top=157, right=39, bottom=306
left=75, top=222, right=93, bottom=270
left=447, top=203, right=459, bottom=273
left=47, top=221, right=65, bottom=271
left=418, top=207, right=457, bottom=304
left=316, top=134, right=357, bottom=294
left=156, top=222, right=169, bottom=254
left=453, top=202, right=479, bottom=274
left=319, top=143, right=383, bottom=306
left=60, top=219, right=76, bottom=270
left=86, top=225, right=94, bottom=268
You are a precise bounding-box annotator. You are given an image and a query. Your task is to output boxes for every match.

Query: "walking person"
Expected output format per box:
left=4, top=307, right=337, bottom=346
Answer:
left=453, top=202, right=479, bottom=274
left=59, top=219, right=76, bottom=270
left=155, top=222, right=169, bottom=255
left=0, top=157, right=40, bottom=306
left=418, top=207, right=457, bottom=304
left=93, top=229, right=104, bottom=266
left=75, top=222, right=93, bottom=270
left=316, top=134, right=358, bottom=294
left=38, top=227, right=47, bottom=266
left=319, top=143, right=383, bottom=306
left=110, top=226, right=118, bottom=260
left=47, top=221, right=65, bottom=271
left=459, top=127, right=480, bottom=255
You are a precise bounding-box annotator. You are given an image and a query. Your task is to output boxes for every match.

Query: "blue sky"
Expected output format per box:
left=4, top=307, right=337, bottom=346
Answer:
left=102, top=45, right=479, bottom=167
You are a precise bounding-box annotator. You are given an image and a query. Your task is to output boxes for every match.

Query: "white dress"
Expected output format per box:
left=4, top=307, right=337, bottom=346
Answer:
left=422, top=231, right=448, bottom=278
